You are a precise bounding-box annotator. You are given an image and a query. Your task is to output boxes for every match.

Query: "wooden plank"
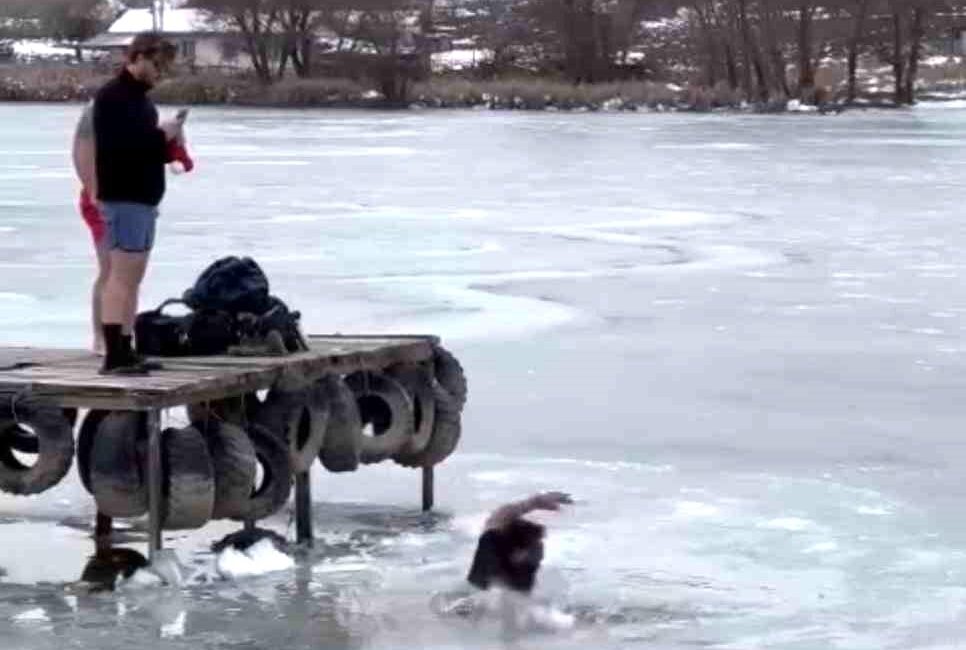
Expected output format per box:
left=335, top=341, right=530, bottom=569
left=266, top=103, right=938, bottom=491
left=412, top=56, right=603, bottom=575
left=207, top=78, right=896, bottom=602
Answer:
left=309, top=334, right=441, bottom=344
left=0, top=336, right=437, bottom=410
left=168, top=336, right=433, bottom=366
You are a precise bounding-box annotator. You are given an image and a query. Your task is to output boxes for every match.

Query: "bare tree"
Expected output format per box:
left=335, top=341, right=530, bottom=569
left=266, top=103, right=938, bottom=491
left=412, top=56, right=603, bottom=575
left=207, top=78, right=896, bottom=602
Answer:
left=903, top=0, right=925, bottom=103
left=845, top=0, right=870, bottom=103
left=0, top=0, right=113, bottom=58
left=187, top=0, right=287, bottom=82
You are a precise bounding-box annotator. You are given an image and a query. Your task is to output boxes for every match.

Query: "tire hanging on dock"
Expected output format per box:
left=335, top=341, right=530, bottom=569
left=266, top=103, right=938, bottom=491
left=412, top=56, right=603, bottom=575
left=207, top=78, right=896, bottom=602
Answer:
left=161, top=425, right=215, bottom=530
left=251, top=383, right=328, bottom=473
left=196, top=418, right=257, bottom=520
left=387, top=362, right=437, bottom=468
left=409, top=382, right=463, bottom=468
left=239, top=423, right=292, bottom=520
left=77, top=409, right=110, bottom=494
left=433, top=345, right=467, bottom=408
left=345, top=371, right=414, bottom=465
left=0, top=394, right=74, bottom=496
left=89, top=412, right=147, bottom=517
left=3, top=408, right=76, bottom=455
left=317, top=374, right=363, bottom=473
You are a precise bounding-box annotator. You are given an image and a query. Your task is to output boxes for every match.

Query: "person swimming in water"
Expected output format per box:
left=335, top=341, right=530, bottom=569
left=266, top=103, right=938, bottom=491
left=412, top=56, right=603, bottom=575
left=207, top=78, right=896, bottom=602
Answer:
left=467, top=491, right=573, bottom=594
left=460, top=490, right=576, bottom=637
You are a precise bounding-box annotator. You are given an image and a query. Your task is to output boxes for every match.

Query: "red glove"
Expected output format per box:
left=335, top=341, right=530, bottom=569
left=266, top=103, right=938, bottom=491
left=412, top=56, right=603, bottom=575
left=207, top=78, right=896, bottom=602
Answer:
left=165, top=140, right=195, bottom=173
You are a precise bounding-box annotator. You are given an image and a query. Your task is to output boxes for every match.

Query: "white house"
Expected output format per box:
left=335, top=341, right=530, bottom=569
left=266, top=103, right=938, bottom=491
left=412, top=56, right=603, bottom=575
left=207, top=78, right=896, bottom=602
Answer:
left=83, top=8, right=249, bottom=70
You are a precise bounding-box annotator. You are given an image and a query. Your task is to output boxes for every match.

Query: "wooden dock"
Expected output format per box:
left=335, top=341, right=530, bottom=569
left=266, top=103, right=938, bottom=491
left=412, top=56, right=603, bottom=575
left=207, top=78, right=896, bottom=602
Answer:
left=0, top=335, right=436, bottom=410
left=0, top=335, right=442, bottom=567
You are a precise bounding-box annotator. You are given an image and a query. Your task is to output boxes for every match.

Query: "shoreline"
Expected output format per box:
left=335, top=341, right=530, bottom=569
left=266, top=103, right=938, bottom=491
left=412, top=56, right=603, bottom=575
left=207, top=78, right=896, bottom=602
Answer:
left=2, top=66, right=963, bottom=114
left=0, top=92, right=953, bottom=115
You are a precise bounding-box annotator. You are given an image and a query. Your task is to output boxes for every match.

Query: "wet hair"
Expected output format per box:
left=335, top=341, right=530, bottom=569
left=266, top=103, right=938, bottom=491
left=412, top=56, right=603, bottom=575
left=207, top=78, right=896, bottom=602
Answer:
left=126, top=32, right=176, bottom=65
left=467, top=518, right=546, bottom=593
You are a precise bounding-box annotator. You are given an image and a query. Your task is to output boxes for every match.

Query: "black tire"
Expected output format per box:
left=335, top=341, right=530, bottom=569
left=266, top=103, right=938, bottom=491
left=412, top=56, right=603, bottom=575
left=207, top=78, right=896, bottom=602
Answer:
left=413, top=383, right=463, bottom=468
left=2, top=407, right=76, bottom=454
left=388, top=363, right=438, bottom=468
left=252, top=383, right=327, bottom=473
left=0, top=419, right=37, bottom=454
left=63, top=408, right=78, bottom=429
left=161, top=425, right=215, bottom=530
left=433, top=345, right=467, bottom=408
left=196, top=418, right=257, bottom=520
left=78, top=409, right=110, bottom=494
left=0, top=395, right=74, bottom=496
left=241, top=423, right=292, bottom=520
left=345, top=371, right=414, bottom=465
left=90, top=412, right=147, bottom=517
left=317, top=375, right=362, bottom=473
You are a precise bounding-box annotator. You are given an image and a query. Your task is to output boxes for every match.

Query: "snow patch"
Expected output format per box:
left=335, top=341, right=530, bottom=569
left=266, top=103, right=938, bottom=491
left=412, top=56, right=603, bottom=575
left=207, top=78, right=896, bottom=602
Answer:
left=215, top=538, right=295, bottom=579
left=13, top=608, right=49, bottom=622
left=803, top=541, right=839, bottom=554
left=119, top=568, right=164, bottom=589
left=787, top=99, right=819, bottom=113
left=160, top=611, right=187, bottom=638
left=758, top=517, right=813, bottom=531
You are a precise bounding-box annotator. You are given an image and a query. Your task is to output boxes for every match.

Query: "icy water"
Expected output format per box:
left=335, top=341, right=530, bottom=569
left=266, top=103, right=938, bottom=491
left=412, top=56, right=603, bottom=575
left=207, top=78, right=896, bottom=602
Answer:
left=1, top=103, right=966, bottom=648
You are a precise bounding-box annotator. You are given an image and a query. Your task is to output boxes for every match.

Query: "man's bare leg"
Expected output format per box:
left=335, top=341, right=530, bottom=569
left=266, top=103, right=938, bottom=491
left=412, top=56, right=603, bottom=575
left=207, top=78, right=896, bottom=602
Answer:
left=101, top=250, right=149, bottom=373
left=91, top=240, right=111, bottom=355
left=121, top=249, right=149, bottom=335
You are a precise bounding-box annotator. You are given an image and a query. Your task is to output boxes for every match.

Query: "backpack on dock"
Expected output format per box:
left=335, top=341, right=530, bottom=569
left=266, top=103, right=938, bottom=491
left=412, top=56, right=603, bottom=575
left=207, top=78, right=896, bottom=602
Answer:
left=135, top=256, right=308, bottom=357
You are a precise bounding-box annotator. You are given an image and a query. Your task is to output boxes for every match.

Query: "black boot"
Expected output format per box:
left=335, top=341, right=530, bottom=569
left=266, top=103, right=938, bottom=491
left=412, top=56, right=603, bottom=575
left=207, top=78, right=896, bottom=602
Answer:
left=99, top=324, right=149, bottom=376
left=122, top=334, right=163, bottom=371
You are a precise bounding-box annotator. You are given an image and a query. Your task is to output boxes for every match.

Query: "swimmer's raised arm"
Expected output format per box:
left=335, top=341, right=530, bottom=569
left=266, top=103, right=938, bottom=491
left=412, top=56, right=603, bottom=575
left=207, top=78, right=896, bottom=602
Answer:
left=484, top=492, right=573, bottom=531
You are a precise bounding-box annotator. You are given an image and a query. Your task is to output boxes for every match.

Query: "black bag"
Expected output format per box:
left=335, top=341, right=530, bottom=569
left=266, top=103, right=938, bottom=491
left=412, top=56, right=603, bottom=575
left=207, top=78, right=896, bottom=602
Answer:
left=182, top=256, right=272, bottom=315
left=134, top=299, right=191, bottom=357
left=185, top=309, right=239, bottom=356
left=238, top=296, right=309, bottom=353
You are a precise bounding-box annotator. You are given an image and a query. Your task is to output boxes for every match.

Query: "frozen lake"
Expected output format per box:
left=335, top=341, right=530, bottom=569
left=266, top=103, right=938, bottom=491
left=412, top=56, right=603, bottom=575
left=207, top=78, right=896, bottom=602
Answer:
left=0, top=103, right=965, bottom=648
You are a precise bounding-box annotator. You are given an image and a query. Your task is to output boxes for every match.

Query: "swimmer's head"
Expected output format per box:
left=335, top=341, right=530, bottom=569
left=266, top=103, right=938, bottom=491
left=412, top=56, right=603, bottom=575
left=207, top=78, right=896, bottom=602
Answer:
left=505, top=518, right=544, bottom=565
left=468, top=518, right=546, bottom=593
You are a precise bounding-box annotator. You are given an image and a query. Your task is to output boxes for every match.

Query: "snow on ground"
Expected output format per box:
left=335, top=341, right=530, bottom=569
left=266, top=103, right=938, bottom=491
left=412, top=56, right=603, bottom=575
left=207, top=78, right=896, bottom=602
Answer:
left=11, top=40, right=75, bottom=61
left=215, top=539, right=295, bottom=579
left=431, top=48, right=492, bottom=72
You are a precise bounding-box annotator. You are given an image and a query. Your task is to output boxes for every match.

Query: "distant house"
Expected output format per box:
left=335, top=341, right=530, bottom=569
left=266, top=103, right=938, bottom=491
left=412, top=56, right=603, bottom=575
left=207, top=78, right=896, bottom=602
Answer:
left=82, top=8, right=249, bottom=70
left=948, top=27, right=966, bottom=56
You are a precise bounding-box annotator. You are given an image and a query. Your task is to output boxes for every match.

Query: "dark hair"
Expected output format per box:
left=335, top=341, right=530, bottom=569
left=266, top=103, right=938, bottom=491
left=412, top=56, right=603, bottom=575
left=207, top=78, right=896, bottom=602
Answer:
left=467, top=518, right=546, bottom=593
left=126, top=32, right=176, bottom=64
left=503, top=518, right=545, bottom=549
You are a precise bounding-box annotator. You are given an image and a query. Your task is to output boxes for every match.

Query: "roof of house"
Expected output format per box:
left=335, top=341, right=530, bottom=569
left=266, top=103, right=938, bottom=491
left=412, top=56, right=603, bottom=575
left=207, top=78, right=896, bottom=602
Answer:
left=82, top=33, right=134, bottom=49
left=107, top=8, right=219, bottom=35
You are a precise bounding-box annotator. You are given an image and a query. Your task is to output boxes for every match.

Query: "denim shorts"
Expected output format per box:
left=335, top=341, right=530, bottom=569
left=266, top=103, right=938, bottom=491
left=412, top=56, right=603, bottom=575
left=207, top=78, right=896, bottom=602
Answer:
left=99, top=201, right=159, bottom=253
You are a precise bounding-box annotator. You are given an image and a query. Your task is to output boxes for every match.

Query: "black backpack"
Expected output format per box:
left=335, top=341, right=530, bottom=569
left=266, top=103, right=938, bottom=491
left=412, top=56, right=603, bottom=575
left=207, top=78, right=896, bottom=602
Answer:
left=136, top=257, right=307, bottom=357
left=185, top=308, right=240, bottom=355
left=135, top=299, right=241, bottom=357
left=183, top=256, right=272, bottom=315
left=237, top=296, right=309, bottom=353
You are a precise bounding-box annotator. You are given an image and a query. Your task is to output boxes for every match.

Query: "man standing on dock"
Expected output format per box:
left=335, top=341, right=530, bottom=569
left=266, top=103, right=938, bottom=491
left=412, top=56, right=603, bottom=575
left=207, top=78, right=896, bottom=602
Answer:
left=93, top=32, right=183, bottom=374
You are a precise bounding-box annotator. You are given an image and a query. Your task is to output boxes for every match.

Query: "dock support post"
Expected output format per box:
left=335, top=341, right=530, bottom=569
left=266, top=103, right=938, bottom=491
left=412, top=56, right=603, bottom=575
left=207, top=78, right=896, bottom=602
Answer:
left=146, top=409, right=163, bottom=561
left=295, top=470, right=313, bottom=546
left=94, top=512, right=112, bottom=551
left=422, top=465, right=434, bottom=512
